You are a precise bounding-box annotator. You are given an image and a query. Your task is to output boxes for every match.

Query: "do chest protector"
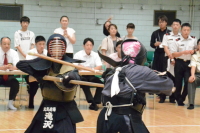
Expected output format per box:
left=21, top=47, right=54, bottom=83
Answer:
left=42, top=71, right=78, bottom=102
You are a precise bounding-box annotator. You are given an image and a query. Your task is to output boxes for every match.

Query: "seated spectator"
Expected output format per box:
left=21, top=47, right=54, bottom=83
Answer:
left=106, top=40, right=122, bottom=68
left=103, top=16, right=120, bottom=37
left=0, top=37, right=19, bottom=110
left=74, top=38, right=103, bottom=111
left=101, top=24, right=121, bottom=56
left=188, top=39, right=200, bottom=109
left=25, top=36, right=47, bottom=109
left=122, top=23, right=138, bottom=40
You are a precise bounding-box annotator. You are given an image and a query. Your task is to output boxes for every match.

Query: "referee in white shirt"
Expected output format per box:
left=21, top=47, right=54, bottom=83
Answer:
left=0, top=37, right=19, bottom=110
left=171, top=23, right=197, bottom=106
left=25, top=36, right=47, bottom=109
left=74, top=38, right=103, bottom=111
left=160, top=19, right=182, bottom=103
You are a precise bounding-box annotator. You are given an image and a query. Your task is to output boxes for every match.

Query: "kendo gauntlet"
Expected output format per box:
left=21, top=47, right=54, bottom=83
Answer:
left=62, top=69, right=81, bottom=88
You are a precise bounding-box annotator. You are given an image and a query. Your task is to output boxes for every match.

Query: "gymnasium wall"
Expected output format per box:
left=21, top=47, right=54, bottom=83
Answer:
left=0, top=0, right=199, bottom=52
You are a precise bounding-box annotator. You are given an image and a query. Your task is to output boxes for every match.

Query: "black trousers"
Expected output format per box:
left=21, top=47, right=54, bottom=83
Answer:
left=80, top=75, right=103, bottom=104
left=159, top=72, right=176, bottom=101
left=97, top=108, right=149, bottom=133
left=158, top=56, right=175, bottom=100
left=152, top=52, right=167, bottom=72
left=25, top=76, right=39, bottom=105
left=0, top=75, right=19, bottom=100
left=174, top=59, right=190, bottom=101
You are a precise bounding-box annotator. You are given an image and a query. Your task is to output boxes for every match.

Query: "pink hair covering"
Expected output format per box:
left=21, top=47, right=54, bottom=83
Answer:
left=122, top=41, right=141, bottom=63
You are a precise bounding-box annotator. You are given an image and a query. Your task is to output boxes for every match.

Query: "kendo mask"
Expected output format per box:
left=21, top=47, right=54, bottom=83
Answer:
left=98, top=39, right=147, bottom=67
left=121, top=39, right=147, bottom=66
left=47, top=34, right=66, bottom=60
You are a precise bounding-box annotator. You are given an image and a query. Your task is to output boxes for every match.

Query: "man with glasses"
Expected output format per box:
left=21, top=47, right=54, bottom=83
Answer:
left=150, top=15, right=171, bottom=103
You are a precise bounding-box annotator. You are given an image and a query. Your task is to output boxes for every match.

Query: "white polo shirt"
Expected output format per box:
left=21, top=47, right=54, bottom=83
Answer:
left=73, top=50, right=102, bottom=68
left=14, top=30, right=35, bottom=60
left=54, top=27, right=75, bottom=53
left=171, top=35, right=197, bottom=60
left=0, top=47, right=19, bottom=66
left=26, top=48, right=47, bottom=60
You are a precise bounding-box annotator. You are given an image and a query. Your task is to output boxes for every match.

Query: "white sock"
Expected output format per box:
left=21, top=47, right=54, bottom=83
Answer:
left=8, top=100, right=17, bottom=110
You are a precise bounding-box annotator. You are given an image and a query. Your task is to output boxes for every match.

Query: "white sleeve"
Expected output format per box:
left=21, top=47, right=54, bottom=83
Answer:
left=95, top=54, right=102, bottom=67
left=31, top=32, right=35, bottom=45
left=12, top=51, right=19, bottom=66
left=190, top=55, right=197, bottom=67
left=194, top=38, right=197, bottom=46
left=14, top=31, right=20, bottom=47
left=101, top=38, right=108, bottom=50
left=69, top=28, right=75, bottom=37
left=161, top=34, right=168, bottom=47
left=54, top=28, right=58, bottom=34
left=72, top=28, right=75, bottom=34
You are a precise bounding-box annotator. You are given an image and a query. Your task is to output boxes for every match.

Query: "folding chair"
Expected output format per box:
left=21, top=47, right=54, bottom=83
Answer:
left=15, top=75, right=29, bottom=107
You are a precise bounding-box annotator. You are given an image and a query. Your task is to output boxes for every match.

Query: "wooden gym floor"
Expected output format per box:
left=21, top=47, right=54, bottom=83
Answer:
left=0, top=87, right=200, bottom=133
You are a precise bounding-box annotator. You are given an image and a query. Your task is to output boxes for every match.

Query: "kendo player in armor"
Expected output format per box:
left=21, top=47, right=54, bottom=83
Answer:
left=16, top=34, right=84, bottom=133
left=97, top=39, right=174, bottom=133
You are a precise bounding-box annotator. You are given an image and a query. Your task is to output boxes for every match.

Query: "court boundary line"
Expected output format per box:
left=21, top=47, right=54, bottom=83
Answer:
left=1, top=125, right=200, bottom=131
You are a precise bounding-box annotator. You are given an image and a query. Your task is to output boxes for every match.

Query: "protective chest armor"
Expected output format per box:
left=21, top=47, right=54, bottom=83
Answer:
left=42, top=65, right=78, bottom=102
